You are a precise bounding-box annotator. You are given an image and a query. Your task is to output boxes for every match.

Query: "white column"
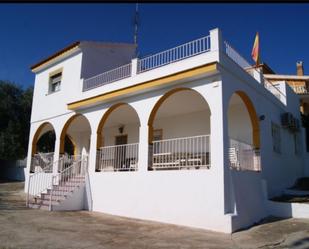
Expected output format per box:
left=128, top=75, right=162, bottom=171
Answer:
left=88, top=133, right=98, bottom=173
left=138, top=120, right=149, bottom=173
left=24, top=126, right=36, bottom=192
left=131, top=58, right=138, bottom=76
left=210, top=28, right=223, bottom=53
left=53, top=137, right=61, bottom=174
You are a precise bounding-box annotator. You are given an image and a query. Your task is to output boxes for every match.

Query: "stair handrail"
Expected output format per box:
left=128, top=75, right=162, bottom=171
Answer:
left=49, top=156, right=88, bottom=211
left=26, top=157, right=64, bottom=207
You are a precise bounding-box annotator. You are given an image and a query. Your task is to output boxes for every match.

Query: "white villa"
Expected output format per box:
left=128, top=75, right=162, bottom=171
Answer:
left=25, top=28, right=309, bottom=233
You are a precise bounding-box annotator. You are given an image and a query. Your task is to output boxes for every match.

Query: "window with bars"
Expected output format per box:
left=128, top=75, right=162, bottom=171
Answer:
left=271, top=122, right=281, bottom=154
left=49, top=72, right=62, bottom=93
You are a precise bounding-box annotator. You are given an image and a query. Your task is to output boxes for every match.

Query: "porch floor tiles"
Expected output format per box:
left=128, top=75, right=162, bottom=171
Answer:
left=1, top=182, right=309, bottom=249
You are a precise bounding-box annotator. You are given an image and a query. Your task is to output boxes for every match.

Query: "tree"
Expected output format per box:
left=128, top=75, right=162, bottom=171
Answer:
left=0, top=80, right=33, bottom=160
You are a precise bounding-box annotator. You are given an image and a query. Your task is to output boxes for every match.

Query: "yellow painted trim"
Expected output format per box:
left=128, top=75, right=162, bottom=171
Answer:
left=96, top=103, right=140, bottom=149
left=235, top=91, right=260, bottom=149
left=31, top=45, right=79, bottom=73
left=147, top=87, right=211, bottom=144
left=31, top=122, right=55, bottom=156
left=67, top=135, right=77, bottom=156
left=68, top=63, right=217, bottom=110
left=96, top=103, right=126, bottom=149
left=49, top=67, right=63, bottom=77
left=60, top=114, right=82, bottom=154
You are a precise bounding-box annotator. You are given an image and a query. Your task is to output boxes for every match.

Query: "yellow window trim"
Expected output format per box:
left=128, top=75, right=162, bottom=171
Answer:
left=68, top=62, right=218, bottom=110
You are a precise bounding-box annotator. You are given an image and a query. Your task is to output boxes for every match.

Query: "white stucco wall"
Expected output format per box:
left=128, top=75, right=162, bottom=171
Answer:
left=80, top=43, right=136, bottom=80
left=26, top=28, right=308, bottom=233
left=153, top=110, right=210, bottom=139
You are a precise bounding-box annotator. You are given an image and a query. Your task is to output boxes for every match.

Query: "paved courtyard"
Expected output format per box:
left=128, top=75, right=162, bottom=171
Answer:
left=0, top=180, right=309, bottom=249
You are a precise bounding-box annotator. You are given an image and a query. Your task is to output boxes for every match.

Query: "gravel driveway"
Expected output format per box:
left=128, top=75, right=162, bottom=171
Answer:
left=0, top=181, right=309, bottom=249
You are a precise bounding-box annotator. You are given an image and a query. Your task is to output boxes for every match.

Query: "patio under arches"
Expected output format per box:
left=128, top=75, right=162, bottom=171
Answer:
left=30, top=122, right=56, bottom=173
left=59, top=114, right=92, bottom=171
left=227, top=91, right=261, bottom=171
left=96, top=103, right=141, bottom=172
left=148, top=88, right=211, bottom=170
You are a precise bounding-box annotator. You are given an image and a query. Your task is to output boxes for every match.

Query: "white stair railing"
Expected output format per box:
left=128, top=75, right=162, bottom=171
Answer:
left=96, top=143, right=139, bottom=172
left=229, top=138, right=261, bottom=171
left=151, top=135, right=210, bottom=170
left=30, top=152, right=54, bottom=173
left=26, top=158, right=55, bottom=207
left=49, top=156, right=88, bottom=210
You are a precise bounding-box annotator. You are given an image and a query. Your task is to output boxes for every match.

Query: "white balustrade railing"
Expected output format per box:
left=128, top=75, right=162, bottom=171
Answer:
left=224, top=41, right=252, bottom=69
left=224, top=41, right=286, bottom=104
left=151, top=135, right=210, bottom=170
left=229, top=138, right=261, bottom=171
left=96, top=143, right=139, bottom=171
left=30, top=152, right=54, bottom=173
left=138, top=36, right=211, bottom=73
left=50, top=156, right=88, bottom=210
left=291, top=85, right=308, bottom=94
left=83, top=63, right=132, bottom=91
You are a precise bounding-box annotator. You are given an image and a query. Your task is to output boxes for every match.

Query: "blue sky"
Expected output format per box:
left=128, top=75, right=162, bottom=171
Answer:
left=0, top=3, right=309, bottom=88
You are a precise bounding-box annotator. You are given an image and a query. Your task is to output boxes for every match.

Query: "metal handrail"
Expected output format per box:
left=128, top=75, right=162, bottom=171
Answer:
left=49, top=156, right=88, bottom=210
left=97, top=143, right=139, bottom=172
left=151, top=134, right=211, bottom=170
left=26, top=158, right=55, bottom=207
left=137, top=35, right=211, bottom=73
left=224, top=40, right=286, bottom=104
left=83, top=63, right=132, bottom=91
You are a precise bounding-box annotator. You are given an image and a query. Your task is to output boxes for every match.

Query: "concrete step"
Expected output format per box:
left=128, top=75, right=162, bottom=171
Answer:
left=29, top=197, right=60, bottom=206
left=41, top=193, right=67, bottom=201
left=28, top=203, right=50, bottom=210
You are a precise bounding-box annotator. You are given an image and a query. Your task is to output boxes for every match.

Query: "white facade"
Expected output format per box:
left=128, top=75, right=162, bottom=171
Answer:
left=25, top=28, right=308, bottom=233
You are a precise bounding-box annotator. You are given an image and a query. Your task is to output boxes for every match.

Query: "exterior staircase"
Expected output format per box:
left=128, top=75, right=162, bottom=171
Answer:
left=27, top=156, right=88, bottom=211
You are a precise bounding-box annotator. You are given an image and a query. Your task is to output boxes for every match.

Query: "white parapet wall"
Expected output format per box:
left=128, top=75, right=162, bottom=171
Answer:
left=267, top=200, right=309, bottom=219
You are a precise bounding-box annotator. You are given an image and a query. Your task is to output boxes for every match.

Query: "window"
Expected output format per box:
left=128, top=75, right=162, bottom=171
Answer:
left=49, top=71, right=62, bottom=93
left=271, top=122, right=281, bottom=153
left=153, top=129, right=163, bottom=141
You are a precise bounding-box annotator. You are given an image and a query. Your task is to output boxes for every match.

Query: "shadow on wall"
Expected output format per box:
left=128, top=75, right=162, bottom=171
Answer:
left=0, top=159, right=26, bottom=181
left=84, top=171, right=93, bottom=211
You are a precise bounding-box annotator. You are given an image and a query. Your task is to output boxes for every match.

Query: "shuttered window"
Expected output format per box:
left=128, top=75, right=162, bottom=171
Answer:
left=49, top=72, right=62, bottom=93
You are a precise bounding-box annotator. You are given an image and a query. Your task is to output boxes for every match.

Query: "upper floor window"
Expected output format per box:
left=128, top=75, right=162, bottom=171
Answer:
left=49, top=70, right=62, bottom=93
left=271, top=122, right=281, bottom=154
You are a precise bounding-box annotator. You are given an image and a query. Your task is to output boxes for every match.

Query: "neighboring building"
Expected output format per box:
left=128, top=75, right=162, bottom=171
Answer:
left=257, top=62, right=309, bottom=114
left=24, top=28, right=308, bottom=233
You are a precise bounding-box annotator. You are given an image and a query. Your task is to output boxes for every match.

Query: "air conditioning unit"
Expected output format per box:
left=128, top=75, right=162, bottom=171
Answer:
left=290, top=118, right=300, bottom=132
left=281, top=112, right=293, bottom=128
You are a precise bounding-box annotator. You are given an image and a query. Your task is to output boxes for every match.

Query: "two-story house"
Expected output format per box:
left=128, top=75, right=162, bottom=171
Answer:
left=25, top=28, right=308, bottom=233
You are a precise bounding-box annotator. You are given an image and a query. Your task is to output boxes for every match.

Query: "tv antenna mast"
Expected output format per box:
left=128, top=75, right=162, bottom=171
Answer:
left=133, top=3, right=139, bottom=58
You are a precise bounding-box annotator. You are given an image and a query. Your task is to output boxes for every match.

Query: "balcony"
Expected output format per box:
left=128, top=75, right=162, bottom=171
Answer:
left=80, top=28, right=286, bottom=106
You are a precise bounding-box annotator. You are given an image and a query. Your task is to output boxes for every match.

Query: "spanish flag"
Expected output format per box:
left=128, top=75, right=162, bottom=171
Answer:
left=251, top=32, right=260, bottom=65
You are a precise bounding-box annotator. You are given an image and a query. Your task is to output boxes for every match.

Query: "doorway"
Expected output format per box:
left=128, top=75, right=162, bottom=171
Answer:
left=115, top=135, right=128, bottom=170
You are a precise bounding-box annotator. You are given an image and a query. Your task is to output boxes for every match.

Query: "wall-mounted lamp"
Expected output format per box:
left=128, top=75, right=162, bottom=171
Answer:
left=259, top=115, right=265, bottom=121
left=118, top=125, right=125, bottom=134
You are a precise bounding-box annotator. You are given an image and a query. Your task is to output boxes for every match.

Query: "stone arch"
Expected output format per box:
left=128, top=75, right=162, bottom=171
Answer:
left=147, top=87, right=211, bottom=143
left=228, top=90, right=260, bottom=149
left=96, top=103, right=141, bottom=149
left=31, top=122, right=55, bottom=156
left=60, top=114, right=92, bottom=154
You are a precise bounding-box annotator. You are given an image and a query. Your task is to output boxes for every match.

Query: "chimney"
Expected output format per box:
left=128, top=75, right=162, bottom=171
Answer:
left=297, top=61, right=304, bottom=76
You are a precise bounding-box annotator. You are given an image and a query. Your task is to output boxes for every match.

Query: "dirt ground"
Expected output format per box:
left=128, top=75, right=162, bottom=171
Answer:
left=0, top=181, right=309, bottom=249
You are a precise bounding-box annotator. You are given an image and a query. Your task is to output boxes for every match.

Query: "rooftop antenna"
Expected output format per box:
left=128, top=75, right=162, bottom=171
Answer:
left=133, top=3, right=139, bottom=58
